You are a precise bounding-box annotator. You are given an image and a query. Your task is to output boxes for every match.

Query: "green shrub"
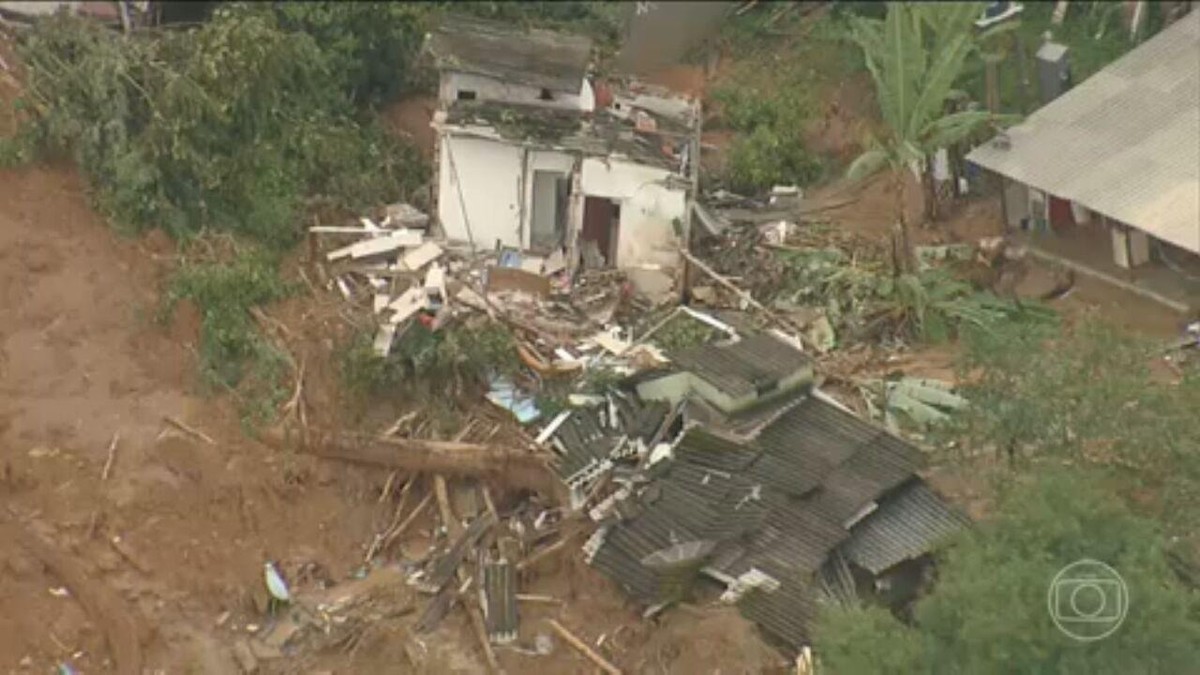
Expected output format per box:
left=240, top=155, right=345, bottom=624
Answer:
left=9, top=9, right=427, bottom=247
left=342, top=321, right=520, bottom=397
left=724, top=126, right=824, bottom=194
left=162, top=251, right=294, bottom=426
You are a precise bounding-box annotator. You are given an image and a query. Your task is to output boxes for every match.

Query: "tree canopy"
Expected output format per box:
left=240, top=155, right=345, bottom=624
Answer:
left=815, top=469, right=1200, bottom=674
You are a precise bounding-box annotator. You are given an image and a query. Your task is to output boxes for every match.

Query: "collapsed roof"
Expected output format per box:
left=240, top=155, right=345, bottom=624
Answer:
left=428, top=16, right=594, bottom=94
left=441, top=97, right=695, bottom=171
left=542, top=333, right=970, bottom=656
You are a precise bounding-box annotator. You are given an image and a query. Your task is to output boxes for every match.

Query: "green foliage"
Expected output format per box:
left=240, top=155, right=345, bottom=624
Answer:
left=710, top=9, right=861, bottom=192
left=649, top=313, right=717, bottom=354
left=162, top=251, right=293, bottom=426
left=342, top=321, right=520, bottom=397
left=959, top=1, right=1141, bottom=114
left=815, top=470, right=1200, bottom=674
left=710, top=78, right=824, bottom=192
left=954, top=319, right=1200, bottom=535
left=723, top=126, right=824, bottom=194
left=9, top=8, right=427, bottom=247
left=814, top=604, right=923, bottom=674
left=272, top=2, right=430, bottom=107
left=7, top=5, right=431, bottom=417
left=776, top=248, right=1054, bottom=344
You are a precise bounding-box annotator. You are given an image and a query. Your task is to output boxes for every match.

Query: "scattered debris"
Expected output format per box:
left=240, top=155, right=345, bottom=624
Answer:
left=547, top=619, right=622, bottom=675
left=163, top=416, right=216, bottom=446
left=100, top=432, right=119, bottom=481
left=880, top=377, right=969, bottom=431
left=264, top=562, right=291, bottom=603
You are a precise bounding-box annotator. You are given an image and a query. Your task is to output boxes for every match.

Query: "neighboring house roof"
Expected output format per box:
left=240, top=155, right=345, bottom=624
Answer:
left=671, top=333, right=814, bottom=400
left=967, top=12, right=1200, bottom=253
left=428, top=17, right=593, bottom=94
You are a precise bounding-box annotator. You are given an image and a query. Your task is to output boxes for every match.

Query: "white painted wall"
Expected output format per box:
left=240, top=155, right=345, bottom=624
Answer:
left=580, top=158, right=686, bottom=269
left=438, top=135, right=524, bottom=249
left=439, top=71, right=594, bottom=112
left=523, top=150, right=576, bottom=247
left=439, top=135, right=577, bottom=249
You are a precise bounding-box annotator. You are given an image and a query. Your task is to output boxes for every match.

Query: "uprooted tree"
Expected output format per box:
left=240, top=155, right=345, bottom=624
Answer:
left=846, top=2, right=1018, bottom=276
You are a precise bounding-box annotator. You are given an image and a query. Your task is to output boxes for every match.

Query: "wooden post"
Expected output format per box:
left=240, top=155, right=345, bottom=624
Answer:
left=984, top=56, right=1001, bottom=113
left=680, top=96, right=703, bottom=303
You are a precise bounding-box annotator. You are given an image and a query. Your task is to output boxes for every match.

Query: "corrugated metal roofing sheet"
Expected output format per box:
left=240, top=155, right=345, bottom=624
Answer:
left=738, top=576, right=820, bottom=657
left=481, top=560, right=518, bottom=644
left=967, top=13, right=1200, bottom=253
left=672, top=334, right=813, bottom=398
left=841, top=480, right=971, bottom=575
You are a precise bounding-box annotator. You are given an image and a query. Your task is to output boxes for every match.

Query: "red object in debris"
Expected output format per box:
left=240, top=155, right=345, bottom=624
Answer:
left=593, top=79, right=614, bottom=109
left=418, top=313, right=436, bottom=329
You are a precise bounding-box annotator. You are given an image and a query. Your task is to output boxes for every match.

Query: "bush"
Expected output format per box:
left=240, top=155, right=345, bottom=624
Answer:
left=162, top=250, right=293, bottom=426
left=9, top=9, right=427, bottom=247
left=272, top=2, right=430, bottom=107
left=710, top=51, right=826, bottom=193
left=342, top=321, right=520, bottom=398
left=724, top=126, right=824, bottom=194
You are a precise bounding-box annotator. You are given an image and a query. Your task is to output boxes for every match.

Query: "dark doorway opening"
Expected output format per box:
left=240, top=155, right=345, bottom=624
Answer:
left=581, top=197, right=621, bottom=268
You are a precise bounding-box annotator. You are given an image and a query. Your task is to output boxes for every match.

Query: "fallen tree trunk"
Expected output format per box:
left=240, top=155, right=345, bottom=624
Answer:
left=269, top=429, right=567, bottom=503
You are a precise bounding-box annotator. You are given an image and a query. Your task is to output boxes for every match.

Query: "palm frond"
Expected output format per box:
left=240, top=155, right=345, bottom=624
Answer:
left=921, top=110, right=1021, bottom=148
left=905, top=32, right=975, bottom=140
left=846, top=146, right=891, bottom=181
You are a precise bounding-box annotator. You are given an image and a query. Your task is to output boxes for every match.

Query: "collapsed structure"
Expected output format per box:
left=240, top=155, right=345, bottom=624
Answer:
left=427, top=17, right=699, bottom=274
left=539, top=332, right=969, bottom=655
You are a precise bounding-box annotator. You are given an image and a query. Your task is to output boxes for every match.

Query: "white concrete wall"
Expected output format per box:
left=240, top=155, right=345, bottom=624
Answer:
left=438, top=135, right=524, bottom=249
left=523, top=150, right=576, bottom=247
left=439, top=135, right=577, bottom=250
left=439, top=71, right=594, bottom=112
left=580, top=158, right=686, bottom=269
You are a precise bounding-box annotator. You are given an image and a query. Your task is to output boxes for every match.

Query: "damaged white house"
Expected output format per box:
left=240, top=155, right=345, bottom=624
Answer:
left=426, top=18, right=699, bottom=272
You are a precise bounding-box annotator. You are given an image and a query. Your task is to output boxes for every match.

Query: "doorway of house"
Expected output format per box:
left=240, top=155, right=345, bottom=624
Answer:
left=581, top=196, right=620, bottom=267
left=531, top=171, right=570, bottom=249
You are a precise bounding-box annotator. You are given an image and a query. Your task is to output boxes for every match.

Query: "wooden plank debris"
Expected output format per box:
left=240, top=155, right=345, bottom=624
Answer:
left=101, top=432, right=119, bottom=481
left=163, top=416, right=216, bottom=445
left=400, top=242, right=444, bottom=272
left=326, top=229, right=422, bottom=261
left=387, top=287, right=427, bottom=326
left=547, top=619, right=622, bottom=675
left=373, top=323, right=398, bottom=358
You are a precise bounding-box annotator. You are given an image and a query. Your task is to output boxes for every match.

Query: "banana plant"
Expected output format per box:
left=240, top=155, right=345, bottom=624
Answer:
left=848, top=2, right=1021, bottom=274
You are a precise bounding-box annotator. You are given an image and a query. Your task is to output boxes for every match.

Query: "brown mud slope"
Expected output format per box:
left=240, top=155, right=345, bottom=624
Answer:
left=0, top=163, right=388, bottom=672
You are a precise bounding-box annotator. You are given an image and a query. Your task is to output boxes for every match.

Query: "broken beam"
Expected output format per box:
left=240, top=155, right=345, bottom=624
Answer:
left=679, top=250, right=811, bottom=344
left=547, top=619, right=622, bottom=675
left=269, top=430, right=567, bottom=504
